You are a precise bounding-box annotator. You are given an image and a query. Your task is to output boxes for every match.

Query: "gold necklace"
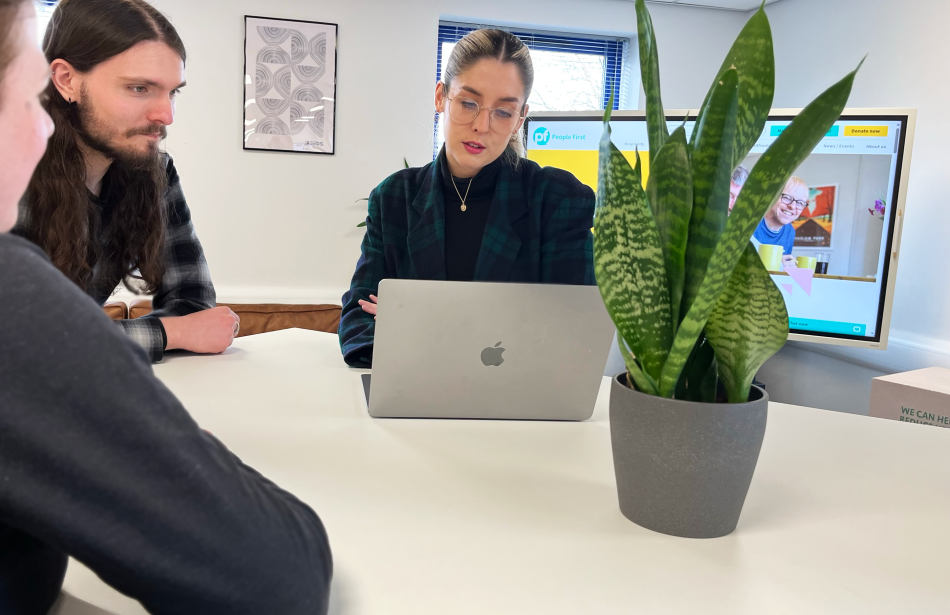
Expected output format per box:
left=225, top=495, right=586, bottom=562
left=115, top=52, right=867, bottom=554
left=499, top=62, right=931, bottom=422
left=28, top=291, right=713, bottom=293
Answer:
left=451, top=176, right=475, bottom=212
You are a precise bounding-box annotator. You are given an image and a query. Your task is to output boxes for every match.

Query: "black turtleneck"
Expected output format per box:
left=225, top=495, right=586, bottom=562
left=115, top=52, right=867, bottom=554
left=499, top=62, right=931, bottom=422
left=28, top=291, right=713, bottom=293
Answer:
left=440, top=148, right=501, bottom=282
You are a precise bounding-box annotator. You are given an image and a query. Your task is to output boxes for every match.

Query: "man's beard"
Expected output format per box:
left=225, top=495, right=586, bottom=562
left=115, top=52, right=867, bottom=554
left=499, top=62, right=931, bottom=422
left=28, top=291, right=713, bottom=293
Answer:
left=72, top=92, right=167, bottom=172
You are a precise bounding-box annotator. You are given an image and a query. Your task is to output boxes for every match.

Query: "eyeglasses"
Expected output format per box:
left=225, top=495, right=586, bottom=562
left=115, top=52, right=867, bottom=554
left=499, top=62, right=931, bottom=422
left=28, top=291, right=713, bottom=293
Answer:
left=779, top=193, right=809, bottom=211
left=445, top=96, right=524, bottom=135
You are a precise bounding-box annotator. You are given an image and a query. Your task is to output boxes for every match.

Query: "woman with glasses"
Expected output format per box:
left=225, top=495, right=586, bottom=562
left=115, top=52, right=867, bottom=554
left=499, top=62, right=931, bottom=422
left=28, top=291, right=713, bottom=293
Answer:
left=753, top=176, right=809, bottom=267
left=339, top=29, right=595, bottom=367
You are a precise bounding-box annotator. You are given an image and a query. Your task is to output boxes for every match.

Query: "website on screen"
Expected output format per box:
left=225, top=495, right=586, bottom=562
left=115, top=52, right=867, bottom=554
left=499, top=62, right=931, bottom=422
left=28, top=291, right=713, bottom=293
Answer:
left=526, top=116, right=906, bottom=341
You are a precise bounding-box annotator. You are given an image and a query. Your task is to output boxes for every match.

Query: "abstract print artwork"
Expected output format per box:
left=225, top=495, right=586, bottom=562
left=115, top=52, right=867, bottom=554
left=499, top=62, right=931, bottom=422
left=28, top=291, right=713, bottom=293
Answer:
left=793, top=184, right=837, bottom=248
left=244, top=16, right=337, bottom=154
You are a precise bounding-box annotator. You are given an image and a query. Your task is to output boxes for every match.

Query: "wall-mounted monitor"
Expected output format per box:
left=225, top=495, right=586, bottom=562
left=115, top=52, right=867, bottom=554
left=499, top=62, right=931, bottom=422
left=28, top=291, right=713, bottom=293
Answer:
left=525, top=109, right=916, bottom=350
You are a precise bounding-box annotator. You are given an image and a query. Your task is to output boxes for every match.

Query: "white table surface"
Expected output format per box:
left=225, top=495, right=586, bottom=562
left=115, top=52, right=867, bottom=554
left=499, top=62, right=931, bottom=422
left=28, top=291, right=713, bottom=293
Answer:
left=63, top=328, right=950, bottom=615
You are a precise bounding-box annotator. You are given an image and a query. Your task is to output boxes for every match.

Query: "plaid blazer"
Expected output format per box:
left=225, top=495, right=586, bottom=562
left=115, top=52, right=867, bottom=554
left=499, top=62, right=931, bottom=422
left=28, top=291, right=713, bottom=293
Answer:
left=339, top=154, right=595, bottom=367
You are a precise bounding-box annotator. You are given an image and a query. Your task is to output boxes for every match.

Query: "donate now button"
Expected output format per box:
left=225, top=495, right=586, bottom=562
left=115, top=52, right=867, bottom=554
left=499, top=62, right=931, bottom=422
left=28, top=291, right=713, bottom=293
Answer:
left=844, top=125, right=889, bottom=137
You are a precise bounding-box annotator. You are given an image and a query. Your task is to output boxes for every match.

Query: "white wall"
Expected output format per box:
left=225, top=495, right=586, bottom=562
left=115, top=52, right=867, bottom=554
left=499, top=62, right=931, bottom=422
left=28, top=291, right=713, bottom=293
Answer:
left=749, top=0, right=950, bottom=414
left=132, top=0, right=950, bottom=412
left=763, top=0, right=950, bottom=360
left=145, top=0, right=744, bottom=303
left=757, top=344, right=886, bottom=416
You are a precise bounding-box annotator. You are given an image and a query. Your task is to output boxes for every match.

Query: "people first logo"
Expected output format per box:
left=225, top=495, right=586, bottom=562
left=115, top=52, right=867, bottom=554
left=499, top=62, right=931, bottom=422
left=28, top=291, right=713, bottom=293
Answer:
left=533, top=127, right=551, bottom=146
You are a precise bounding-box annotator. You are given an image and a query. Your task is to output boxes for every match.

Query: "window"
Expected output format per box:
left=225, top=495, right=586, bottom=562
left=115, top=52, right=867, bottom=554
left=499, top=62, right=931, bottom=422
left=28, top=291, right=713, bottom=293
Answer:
left=435, top=22, right=630, bottom=157
left=37, top=0, right=58, bottom=38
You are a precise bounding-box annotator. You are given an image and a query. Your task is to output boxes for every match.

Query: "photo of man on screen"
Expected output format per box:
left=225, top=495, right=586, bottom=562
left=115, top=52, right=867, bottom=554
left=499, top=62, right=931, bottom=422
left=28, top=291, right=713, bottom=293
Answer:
left=752, top=176, right=809, bottom=266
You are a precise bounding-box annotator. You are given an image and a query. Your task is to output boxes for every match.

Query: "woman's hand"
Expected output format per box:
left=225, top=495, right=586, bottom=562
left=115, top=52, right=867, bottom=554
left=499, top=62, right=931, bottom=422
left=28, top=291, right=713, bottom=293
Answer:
left=358, top=295, right=379, bottom=320
left=782, top=254, right=797, bottom=268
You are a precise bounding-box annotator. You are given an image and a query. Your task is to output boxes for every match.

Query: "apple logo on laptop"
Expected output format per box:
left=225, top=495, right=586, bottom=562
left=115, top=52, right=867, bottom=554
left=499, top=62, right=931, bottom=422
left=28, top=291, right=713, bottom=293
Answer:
left=481, top=342, right=505, bottom=367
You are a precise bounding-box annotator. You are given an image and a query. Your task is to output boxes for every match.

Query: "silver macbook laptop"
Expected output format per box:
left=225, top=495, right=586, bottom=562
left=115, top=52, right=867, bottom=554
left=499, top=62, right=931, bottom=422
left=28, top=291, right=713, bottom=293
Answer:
left=366, top=280, right=615, bottom=421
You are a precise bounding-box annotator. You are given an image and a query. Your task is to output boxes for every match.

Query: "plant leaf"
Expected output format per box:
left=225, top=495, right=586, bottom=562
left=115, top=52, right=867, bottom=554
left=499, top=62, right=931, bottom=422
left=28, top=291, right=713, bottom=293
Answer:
left=657, top=62, right=861, bottom=397
left=706, top=242, right=788, bottom=403
left=676, top=335, right=718, bottom=402
left=404, top=157, right=410, bottom=169
left=682, top=68, right=739, bottom=319
left=357, top=221, right=367, bottom=228
left=605, top=86, right=615, bottom=123
left=646, top=126, right=692, bottom=328
left=634, top=0, right=669, bottom=156
left=595, top=122, right=673, bottom=385
left=617, top=334, right=659, bottom=396
left=692, top=7, right=775, bottom=166
left=698, top=340, right=720, bottom=402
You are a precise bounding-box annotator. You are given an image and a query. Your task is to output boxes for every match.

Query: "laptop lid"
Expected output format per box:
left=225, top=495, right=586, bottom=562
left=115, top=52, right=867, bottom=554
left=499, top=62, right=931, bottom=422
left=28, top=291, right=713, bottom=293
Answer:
left=368, top=280, right=614, bottom=420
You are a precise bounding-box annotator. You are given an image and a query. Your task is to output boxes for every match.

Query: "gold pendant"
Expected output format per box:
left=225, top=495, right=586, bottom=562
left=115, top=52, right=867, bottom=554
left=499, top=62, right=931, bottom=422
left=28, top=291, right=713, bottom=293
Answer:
left=461, top=203, right=467, bottom=212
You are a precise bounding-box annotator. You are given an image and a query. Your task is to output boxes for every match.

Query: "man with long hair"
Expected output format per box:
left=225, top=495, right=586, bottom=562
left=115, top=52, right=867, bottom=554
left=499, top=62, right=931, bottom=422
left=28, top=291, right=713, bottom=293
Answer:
left=16, top=0, right=238, bottom=362
left=1, top=2, right=332, bottom=613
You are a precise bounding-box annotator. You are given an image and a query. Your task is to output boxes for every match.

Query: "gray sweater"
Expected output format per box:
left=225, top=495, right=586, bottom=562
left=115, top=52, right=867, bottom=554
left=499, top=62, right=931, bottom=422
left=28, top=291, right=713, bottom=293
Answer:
left=0, top=234, right=332, bottom=614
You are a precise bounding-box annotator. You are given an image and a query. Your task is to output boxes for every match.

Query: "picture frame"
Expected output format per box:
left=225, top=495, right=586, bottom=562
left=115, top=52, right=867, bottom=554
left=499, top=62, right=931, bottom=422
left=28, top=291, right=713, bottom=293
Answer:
left=243, top=15, right=338, bottom=155
left=793, top=183, right=838, bottom=249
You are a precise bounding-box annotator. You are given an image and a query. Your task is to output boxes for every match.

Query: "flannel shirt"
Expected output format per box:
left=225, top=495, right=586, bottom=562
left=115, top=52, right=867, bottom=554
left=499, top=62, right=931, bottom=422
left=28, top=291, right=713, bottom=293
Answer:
left=339, top=153, right=595, bottom=367
left=16, top=155, right=216, bottom=363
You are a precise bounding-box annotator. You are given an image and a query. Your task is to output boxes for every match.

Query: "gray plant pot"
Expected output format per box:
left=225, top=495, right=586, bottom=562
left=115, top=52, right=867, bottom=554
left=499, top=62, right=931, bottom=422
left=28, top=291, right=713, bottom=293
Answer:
left=609, top=373, right=768, bottom=539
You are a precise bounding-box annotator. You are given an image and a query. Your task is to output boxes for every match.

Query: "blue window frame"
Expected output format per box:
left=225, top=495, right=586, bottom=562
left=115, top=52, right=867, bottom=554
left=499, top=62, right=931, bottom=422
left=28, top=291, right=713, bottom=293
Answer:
left=37, top=1, right=59, bottom=37
left=37, top=1, right=58, bottom=16
left=438, top=23, right=626, bottom=111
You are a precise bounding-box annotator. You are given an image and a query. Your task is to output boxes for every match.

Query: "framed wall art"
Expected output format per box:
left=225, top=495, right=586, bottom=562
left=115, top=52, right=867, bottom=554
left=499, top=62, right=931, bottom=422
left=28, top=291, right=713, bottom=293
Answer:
left=243, top=15, right=338, bottom=154
left=793, top=184, right=838, bottom=248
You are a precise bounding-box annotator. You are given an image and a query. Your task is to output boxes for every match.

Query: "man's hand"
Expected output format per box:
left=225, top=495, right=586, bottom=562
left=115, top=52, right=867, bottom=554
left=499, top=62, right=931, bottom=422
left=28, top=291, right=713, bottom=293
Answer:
left=160, top=307, right=240, bottom=354
left=358, top=295, right=378, bottom=320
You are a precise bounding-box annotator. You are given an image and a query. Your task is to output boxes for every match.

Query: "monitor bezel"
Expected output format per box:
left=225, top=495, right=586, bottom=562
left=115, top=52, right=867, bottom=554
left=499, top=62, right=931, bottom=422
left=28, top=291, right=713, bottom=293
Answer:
left=525, top=108, right=917, bottom=351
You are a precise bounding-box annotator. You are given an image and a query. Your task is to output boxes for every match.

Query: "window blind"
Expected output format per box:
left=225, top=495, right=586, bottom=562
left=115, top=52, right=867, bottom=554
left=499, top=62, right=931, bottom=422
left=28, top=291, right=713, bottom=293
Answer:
left=437, top=22, right=627, bottom=110
left=434, top=22, right=630, bottom=158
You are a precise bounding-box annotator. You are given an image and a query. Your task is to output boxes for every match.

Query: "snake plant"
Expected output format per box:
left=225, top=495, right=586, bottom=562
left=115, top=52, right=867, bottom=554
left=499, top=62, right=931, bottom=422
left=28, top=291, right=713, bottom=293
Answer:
left=595, top=0, right=861, bottom=403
